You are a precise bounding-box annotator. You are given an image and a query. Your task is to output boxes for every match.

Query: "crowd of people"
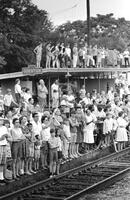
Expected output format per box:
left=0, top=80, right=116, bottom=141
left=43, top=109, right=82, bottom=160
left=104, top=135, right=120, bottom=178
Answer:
left=1, top=75, right=130, bottom=185
left=45, top=42, right=130, bottom=68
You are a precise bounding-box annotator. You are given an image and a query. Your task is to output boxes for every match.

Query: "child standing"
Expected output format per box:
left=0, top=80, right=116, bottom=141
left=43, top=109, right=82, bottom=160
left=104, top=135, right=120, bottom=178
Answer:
left=26, top=123, right=36, bottom=173
left=103, top=112, right=113, bottom=147
left=48, top=129, right=59, bottom=178
left=62, top=119, right=71, bottom=160
left=69, top=111, right=79, bottom=158
left=56, top=128, right=63, bottom=175
left=34, top=134, right=41, bottom=171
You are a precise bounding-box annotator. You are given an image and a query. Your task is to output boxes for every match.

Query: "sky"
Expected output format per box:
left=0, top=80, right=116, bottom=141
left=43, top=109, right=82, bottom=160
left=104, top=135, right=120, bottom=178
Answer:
left=32, top=0, right=130, bottom=26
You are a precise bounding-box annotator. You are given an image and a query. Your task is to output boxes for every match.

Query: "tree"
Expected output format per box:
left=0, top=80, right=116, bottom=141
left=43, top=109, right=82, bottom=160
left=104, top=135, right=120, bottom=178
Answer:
left=56, top=14, right=130, bottom=51
left=0, top=0, right=52, bottom=73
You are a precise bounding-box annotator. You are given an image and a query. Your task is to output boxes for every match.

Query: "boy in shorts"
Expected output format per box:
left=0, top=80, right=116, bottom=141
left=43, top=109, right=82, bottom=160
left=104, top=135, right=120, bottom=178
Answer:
left=48, top=129, right=59, bottom=178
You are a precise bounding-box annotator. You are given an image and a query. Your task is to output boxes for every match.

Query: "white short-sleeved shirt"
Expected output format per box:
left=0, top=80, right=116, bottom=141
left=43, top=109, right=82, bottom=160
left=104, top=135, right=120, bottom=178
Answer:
left=0, top=126, right=8, bottom=146
left=63, top=124, right=71, bottom=138
left=15, top=84, right=21, bottom=94
left=41, top=124, right=50, bottom=141
left=4, top=94, right=13, bottom=106
left=32, top=120, right=42, bottom=136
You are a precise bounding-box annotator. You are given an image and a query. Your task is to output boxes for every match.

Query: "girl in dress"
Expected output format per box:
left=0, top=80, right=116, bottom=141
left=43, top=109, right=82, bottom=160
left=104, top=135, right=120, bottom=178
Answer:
left=116, top=111, right=128, bottom=151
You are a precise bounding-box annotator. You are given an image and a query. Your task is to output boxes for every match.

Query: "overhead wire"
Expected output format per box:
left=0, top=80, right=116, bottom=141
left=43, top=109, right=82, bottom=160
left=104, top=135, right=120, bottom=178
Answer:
left=50, top=0, right=80, bottom=17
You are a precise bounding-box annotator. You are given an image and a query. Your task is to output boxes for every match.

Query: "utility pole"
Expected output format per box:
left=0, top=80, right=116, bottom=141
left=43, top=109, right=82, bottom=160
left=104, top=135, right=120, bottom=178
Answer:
left=86, top=0, right=90, bottom=46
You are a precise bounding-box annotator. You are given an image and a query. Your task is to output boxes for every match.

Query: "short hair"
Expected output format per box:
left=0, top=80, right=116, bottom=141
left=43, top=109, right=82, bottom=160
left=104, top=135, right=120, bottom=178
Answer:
left=118, top=111, right=124, bottom=117
left=20, top=106, right=25, bottom=114
left=70, top=110, right=76, bottom=115
left=25, top=88, right=30, bottom=92
left=15, top=79, right=20, bottom=84
left=27, top=122, right=32, bottom=127
left=4, top=119, right=10, bottom=125
left=98, top=107, right=103, bottom=112
left=32, top=112, right=39, bottom=118
left=12, top=118, right=19, bottom=124
left=28, top=98, right=32, bottom=102
left=41, top=115, right=48, bottom=123
left=19, top=116, right=27, bottom=124
left=50, top=128, right=55, bottom=134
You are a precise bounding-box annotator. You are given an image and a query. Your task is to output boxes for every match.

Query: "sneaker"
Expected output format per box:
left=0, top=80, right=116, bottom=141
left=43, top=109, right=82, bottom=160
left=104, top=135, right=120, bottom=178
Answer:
left=30, top=170, right=36, bottom=174
left=49, top=173, right=53, bottom=178
left=19, top=169, right=24, bottom=175
left=25, top=171, right=32, bottom=175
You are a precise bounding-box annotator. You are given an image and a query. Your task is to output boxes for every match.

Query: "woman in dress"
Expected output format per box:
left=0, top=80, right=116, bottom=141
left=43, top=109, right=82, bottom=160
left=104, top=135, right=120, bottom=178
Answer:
left=83, top=109, right=95, bottom=151
left=116, top=111, right=128, bottom=151
left=19, top=116, right=29, bottom=175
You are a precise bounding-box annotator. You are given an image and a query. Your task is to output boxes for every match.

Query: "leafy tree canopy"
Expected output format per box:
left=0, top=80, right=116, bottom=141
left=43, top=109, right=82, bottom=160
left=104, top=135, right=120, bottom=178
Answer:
left=55, top=13, right=130, bottom=51
left=0, top=0, right=52, bottom=73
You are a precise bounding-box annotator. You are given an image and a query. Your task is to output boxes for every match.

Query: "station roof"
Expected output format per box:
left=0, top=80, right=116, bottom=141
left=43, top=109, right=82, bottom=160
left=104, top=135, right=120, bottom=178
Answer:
left=0, top=67, right=130, bottom=80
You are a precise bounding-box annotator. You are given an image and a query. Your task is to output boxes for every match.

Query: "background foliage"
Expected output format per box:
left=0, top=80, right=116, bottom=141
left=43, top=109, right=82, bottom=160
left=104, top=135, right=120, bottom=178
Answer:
left=0, top=1, right=130, bottom=72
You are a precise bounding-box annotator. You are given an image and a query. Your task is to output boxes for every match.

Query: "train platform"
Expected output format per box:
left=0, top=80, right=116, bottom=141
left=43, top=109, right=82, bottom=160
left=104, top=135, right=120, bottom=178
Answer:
left=0, top=146, right=114, bottom=196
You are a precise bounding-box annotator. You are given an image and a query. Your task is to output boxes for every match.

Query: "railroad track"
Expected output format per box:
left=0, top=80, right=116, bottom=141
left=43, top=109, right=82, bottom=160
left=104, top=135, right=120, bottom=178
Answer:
left=1, top=147, right=130, bottom=200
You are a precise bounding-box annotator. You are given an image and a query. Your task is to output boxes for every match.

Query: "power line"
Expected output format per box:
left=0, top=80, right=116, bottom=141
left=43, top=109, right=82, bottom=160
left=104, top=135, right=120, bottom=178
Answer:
left=51, top=1, right=79, bottom=17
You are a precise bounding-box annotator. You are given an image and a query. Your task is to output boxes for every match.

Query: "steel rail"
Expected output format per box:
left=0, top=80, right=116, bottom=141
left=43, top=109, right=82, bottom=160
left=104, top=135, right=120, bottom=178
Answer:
left=65, top=167, right=130, bottom=200
left=1, top=146, right=130, bottom=200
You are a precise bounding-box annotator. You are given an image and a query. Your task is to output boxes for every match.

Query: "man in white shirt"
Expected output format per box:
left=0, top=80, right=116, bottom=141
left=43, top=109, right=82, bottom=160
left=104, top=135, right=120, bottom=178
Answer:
left=51, top=80, right=59, bottom=109
left=66, top=90, right=75, bottom=108
left=14, top=79, right=22, bottom=104
left=31, top=112, right=42, bottom=136
left=65, top=44, right=71, bottom=58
